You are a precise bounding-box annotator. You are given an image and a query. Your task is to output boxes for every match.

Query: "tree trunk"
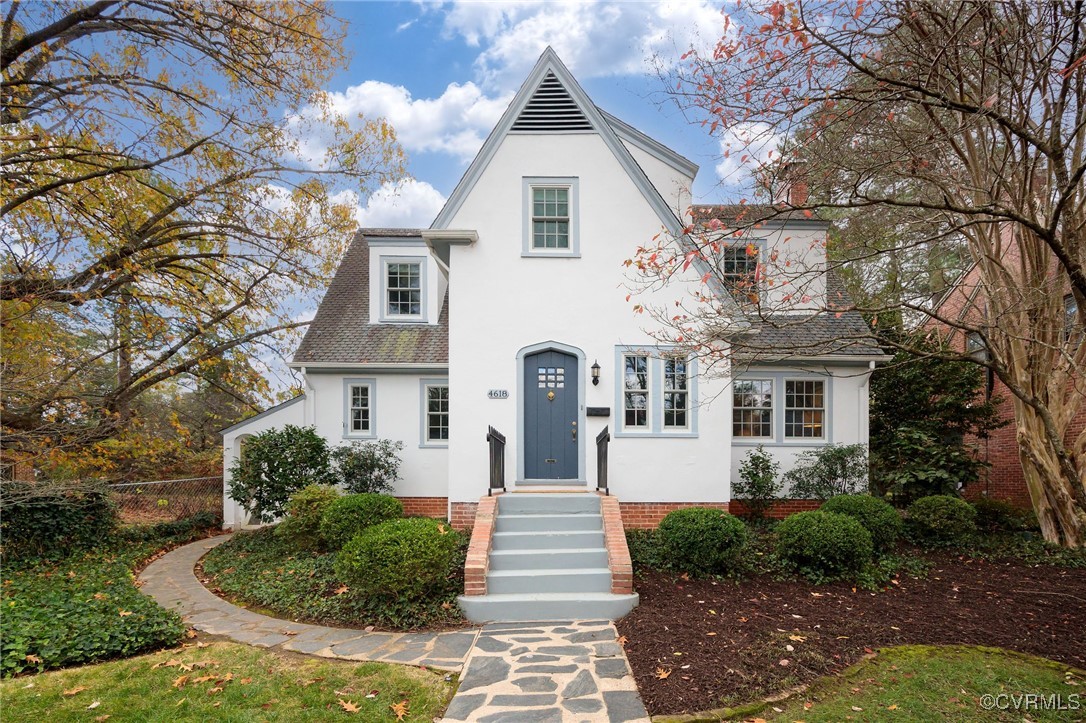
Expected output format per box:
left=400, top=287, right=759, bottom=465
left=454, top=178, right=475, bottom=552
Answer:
left=1014, top=400, right=1086, bottom=548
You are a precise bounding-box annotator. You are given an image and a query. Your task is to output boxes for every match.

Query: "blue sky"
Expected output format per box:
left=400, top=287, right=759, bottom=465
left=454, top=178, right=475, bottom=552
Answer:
left=316, top=1, right=758, bottom=229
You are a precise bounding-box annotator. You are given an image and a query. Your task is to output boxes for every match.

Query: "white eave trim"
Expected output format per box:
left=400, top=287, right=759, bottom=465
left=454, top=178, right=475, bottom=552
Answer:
left=422, top=229, right=478, bottom=245
left=290, top=362, right=449, bottom=374
left=219, top=395, right=305, bottom=435
left=600, top=108, right=699, bottom=179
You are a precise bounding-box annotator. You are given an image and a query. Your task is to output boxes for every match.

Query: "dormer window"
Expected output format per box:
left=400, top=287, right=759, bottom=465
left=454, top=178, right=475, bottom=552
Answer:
left=719, top=243, right=761, bottom=304
left=381, top=257, right=425, bottom=322
left=522, top=177, right=580, bottom=257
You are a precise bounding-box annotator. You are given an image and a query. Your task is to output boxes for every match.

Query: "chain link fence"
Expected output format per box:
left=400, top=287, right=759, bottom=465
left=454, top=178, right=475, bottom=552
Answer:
left=108, top=476, right=222, bottom=524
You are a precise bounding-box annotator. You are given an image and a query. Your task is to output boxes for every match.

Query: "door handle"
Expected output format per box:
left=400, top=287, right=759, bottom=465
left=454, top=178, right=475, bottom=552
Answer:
left=572, top=421, right=577, bottom=441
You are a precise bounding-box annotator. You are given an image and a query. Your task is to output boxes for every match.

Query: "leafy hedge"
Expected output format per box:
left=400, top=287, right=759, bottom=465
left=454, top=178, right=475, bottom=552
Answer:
left=776, top=510, right=874, bottom=579
left=335, top=518, right=463, bottom=600
left=275, top=484, right=340, bottom=550
left=1, top=481, right=118, bottom=560
left=657, top=507, right=749, bottom=576
left=907, top=495, right=977, bottom=547
left=821, top=494, right=903, bottom=552
left=1, top=518, right=217, bottom=677
left=319, top=494, right=403, bottom=551
left=201, top=526, right=465, bottom=629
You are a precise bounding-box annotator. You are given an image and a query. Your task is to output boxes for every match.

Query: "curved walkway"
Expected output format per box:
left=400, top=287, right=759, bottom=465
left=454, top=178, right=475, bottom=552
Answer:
left=138, top=535, right=477, bottom=672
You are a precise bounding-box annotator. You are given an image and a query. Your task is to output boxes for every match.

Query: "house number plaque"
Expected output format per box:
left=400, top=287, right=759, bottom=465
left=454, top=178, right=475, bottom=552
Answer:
left=487, top=389, right=509, bottom=399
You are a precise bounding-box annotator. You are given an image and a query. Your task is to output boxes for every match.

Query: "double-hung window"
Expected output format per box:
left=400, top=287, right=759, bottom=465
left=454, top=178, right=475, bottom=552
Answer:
left=532, top=187, right=570, bottom=250
left=345, top=380, right=375, bottom=437
left=663, top=357, right=689, bottom=429
left=784, top=380, right=825, bottom=439
left=719, top=243, right=760, bottom=304
left=623, top=354, right=650, bottom=429
left=732, top=379, right=773, bottom=438
left=385, top=260, right=422, bottom=319
left=424, top=384, right=449, bottom=444
left=965, top=331, right=988, bottom=362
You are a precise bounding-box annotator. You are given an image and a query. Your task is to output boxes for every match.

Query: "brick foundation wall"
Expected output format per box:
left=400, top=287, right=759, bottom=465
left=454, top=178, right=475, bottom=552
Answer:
left=598, top=494, right=633, bottom=594
left=463, top=495, right=498, bottom=597
left=397, top=496, right=448, bottom=519
left=450, top=501, right=480, bottom=531
left=730, top=499, right=823, bottom=519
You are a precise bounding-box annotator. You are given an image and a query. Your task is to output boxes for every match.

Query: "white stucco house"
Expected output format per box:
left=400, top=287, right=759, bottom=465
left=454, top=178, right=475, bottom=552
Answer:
left=221, top=48, right=887, bottom=537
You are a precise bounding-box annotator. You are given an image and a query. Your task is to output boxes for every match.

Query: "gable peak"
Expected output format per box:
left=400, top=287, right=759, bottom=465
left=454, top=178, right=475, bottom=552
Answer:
left=511, top=70, right=594, bottom=132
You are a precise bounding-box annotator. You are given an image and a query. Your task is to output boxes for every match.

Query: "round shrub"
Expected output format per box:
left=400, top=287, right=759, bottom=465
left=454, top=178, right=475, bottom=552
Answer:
left=972, top=497, right=1034, bottom=532
left=274, top=484, right=340, bottom=550
left=657, top=507, right=749, bottom=575
left=319, top=493, right=403, bottom=550
left=821, top=494, right=903, bottom=552
left=907, top=495, right=977, bottom=546
left=776, top=510, right=874, bottom=578
left=334, top=518, right=462, bottom=599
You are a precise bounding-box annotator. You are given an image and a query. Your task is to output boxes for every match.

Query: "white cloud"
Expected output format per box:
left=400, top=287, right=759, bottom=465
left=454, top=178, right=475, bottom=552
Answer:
left=714, top=122, right=786, bottom=190
left=439, top=0, right=726, bottom=91
left=291, top=80, right=511, bottom=167
left=352, top=179, right=448, bottom=229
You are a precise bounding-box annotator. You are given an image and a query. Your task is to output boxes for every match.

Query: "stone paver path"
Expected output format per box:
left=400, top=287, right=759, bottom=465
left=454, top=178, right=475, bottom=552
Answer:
left=442, top=620, right=649, bottom=722
left=139, top=535, right=477, bottom=672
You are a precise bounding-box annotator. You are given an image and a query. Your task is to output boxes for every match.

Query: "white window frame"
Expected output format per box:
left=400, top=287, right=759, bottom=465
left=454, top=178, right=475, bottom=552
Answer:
left=522, top=177, right=580, bottom=257
left=614, top=347, right=699, bottom=437
left=732, top=378, right=774, bottom=440
left=783, top=378, right=826, bottom=440
left=420, top=379, right=449, bottom=448
left=662, top=356, right=690, bottom=430
left=343, top=378, right=376, bottom=439
left=718, top=240, right=764, bottom=305
left=380, top=257, right=426, bottom=322
left=622, top=353, right=651, bottom=431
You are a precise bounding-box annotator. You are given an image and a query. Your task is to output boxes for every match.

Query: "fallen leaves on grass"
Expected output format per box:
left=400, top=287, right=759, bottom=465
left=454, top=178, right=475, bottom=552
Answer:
left=62, top=686, right=88, bottom=696
left=172, top=675, right=189, bottom=689
left=333, top=585, right=349, bottom=595
left=337, top=699, right=360, bottom=713
left=390, top=699, right=409, bottom=720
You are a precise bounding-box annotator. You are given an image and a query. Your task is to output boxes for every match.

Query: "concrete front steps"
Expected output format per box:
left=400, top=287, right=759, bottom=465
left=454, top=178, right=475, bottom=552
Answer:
left=458, top=493, right=639, bottom=623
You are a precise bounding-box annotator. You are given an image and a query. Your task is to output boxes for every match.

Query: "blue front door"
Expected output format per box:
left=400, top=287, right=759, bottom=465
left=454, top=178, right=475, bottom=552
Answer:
left=524, top=350, right=579, bottom=480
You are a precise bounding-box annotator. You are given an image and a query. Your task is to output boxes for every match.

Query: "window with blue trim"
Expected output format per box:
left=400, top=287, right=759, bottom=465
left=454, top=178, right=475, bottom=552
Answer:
left=348, top=383, right=371, bottom=434
left=784, top=380, right=825, bottom=439
left=616, top=349, right=697, bottom=436
left=425, top=384, right=449, bottom=442
left=623, top=354, right=650, bottom=429
left=733, top=379, right=773, bottom=438
left=386, top=261, right=422, bottom=317
left=663, top=357, right=689, bottom=428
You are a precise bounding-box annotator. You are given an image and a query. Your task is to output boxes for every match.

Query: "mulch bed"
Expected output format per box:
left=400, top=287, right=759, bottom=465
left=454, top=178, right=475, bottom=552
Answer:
left=617, top=555, right=1086, bottom=716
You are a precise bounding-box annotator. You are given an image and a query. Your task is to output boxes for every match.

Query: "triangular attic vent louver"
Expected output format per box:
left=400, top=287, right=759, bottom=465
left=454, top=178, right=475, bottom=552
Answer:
left=511, top=72, right=594, bottom=131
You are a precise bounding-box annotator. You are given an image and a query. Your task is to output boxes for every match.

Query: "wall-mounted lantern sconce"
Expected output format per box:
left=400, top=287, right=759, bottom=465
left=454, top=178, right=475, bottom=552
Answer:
left=591, top=360, right=601, bottom=386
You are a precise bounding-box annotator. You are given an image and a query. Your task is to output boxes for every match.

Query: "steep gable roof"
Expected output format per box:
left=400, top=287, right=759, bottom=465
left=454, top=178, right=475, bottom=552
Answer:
left=291, top=231, right=448, bottom=367
left=431, top=47, right=686, bottom=237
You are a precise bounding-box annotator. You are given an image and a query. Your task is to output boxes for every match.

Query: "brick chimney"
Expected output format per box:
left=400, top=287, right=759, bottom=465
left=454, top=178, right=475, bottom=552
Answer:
left=771, top=161, right=809, bottom=207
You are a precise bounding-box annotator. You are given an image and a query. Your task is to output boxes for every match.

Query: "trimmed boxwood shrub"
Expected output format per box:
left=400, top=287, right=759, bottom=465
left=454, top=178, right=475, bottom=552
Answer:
left=776, top=510, right=874, bottom=579
left=1, top=481, right=118, bottom=560
left=319, top=493, right=403, bottom=551
left=972, top=497, right=1035, bottom=532
left=275, top=484, right=341, bottom=550
left=657, top=507, right=749, bottom=575
left=821, top=494, right=903, bottom=552
left=907, top=495, right=977, bottom=546
left=334, top=518, right=462, bottom=600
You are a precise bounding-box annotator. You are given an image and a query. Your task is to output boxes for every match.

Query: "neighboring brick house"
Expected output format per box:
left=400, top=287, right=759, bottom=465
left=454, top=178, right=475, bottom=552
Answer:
left=930, top=260, right=1083, bottom=509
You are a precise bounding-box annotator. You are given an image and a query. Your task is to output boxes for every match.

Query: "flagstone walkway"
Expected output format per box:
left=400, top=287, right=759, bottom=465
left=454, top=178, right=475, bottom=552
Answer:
left=138, top=535, right=477, bottom=672
left=442, top=621, right=649, bottom=723
left=141, top=536, right=650, bottom=721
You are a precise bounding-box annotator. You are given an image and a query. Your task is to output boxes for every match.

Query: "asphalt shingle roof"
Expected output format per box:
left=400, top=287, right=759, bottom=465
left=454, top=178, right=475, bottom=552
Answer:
left=691, top=203, right=825, bottom=224
left=292, top=231, right=448, bottom=366
left=729, top=273, right=886, bottom=359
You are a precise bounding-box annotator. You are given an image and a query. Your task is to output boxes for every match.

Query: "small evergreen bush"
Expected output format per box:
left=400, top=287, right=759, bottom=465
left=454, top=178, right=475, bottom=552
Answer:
left=972, top=497, right=1035, bottom=532
left=657, top=507, right=749, bottom=575
left=821, top=494, right=903, bottom=552
left=334, top=518, right=462, bottom=599
left=906, top=495, right=977, bottom=546
left=275, top=484, right=341, bottom=550
left=330, top=440, right=404, bottom=494
left=227, top=425, right=332, bottom=522
left=775, top=510, right=874, bottom=579
left=319, top=493, right=403, bottom=551
left=733, top=445, right=782, bottom=519
left=1, top=481, right=118, bottom=559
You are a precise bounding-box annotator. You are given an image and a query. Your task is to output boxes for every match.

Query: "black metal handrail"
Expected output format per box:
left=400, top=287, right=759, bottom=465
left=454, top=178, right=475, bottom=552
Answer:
left=487, top=426, right=506, bottom=495
left=596, top=425, right=610, bottom=495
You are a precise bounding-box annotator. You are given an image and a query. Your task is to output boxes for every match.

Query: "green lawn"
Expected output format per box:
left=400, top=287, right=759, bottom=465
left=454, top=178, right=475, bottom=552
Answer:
left=0, top=641, right=456, bottom=722
left=764, top=645, right=1084, bottom=722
